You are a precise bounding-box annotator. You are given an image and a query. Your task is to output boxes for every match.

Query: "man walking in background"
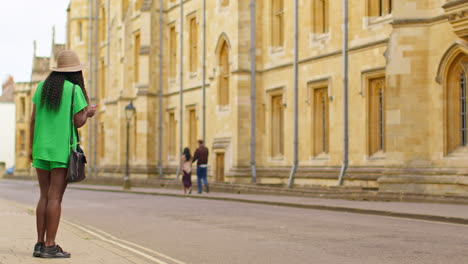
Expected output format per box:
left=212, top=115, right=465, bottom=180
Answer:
left=192, top=140, right=209, bottom=194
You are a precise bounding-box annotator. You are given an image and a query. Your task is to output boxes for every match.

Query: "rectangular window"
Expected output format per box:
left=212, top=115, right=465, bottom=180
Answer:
left=19, top=130, right=26, bottom=153
left=312, top=0, right=329, bottom=34
left=272, top=0, right=284, bottom=47
left=271, top=95, right=284, bottom=157
left=220, top=0, right=229, bottom=7
left=135, top=0, right=143, bottom=11
left=78, top=21, right=83, bottom=41
left=20, top=97, right=26, bottom=120
left=169, top=25, right=177, bottom=78
left=99, top=123, right=106, bottom=159
left=134, top=32, right=140, bottom=82
left=168, top=112, right=176, bottom=156
left=99, top=58, right=106, bottom=100
left=368, top=0, right=392, bottom=17
left=189, top=17, right=198, bottom=73
left=368, top=77, right=385, bottom=155
left=313, top=87, right=329, bottom=155
left=188, top=108, right=197, bottom=151
left=99, top=7, right=107, bottom=42
left=122, top=0, right=129, bottom=19
left=131, top=114, right=138, bottom=161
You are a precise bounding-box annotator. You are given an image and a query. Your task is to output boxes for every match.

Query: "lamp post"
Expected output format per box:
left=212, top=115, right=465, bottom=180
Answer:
left=124, top=101, right=136, bottom=190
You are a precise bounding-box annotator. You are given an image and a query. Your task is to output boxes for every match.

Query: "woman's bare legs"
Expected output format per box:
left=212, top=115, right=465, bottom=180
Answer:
left=44, top=168, right=68, bottom=247
left=36, top=168, right=51, bottom=243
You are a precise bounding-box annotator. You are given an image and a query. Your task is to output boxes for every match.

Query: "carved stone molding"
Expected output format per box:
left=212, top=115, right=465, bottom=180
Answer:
left=212, top=137, right=231, bottom=150
left=443, top=0, right=468, bottom=40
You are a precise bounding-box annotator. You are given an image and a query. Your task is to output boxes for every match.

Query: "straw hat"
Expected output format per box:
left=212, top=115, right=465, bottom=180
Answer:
left=50, top=50, right=87, bottom=72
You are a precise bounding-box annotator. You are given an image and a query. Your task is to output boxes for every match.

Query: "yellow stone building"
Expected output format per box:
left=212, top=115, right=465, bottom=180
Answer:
left=16, top=0, right=468, bottom=195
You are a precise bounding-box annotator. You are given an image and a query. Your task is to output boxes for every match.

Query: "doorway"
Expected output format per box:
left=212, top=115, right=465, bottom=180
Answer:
left=215, top=153, right=225, bottom=182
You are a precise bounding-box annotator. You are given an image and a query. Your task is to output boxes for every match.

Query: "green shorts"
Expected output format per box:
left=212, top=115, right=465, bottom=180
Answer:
left=32, top=159, right=68, bottom=171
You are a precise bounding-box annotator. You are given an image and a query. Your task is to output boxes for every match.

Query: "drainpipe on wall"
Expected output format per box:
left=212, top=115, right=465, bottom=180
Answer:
left=338, top=0, right=349, bottom=185
left=106, top=6, right=110, bottom=92
left=175, top=0, right=184, bottom=180
left=250, top=0, right=257, bottom=183
left=88, top=0, right=93, bottom=178
left=93, top=0, right=99, bottom=178
left=106, top=0, right=110, bottom=173
left=287, top=0, right=299, bottom=188
left=158, top=0, right=164, bottom=178
left=202, top=0, right=206, bottom=142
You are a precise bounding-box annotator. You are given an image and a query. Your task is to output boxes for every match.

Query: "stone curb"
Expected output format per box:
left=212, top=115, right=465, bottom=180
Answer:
left=69, top=186, right=468, bottom=226
left=8, top=175, right=468, bottom=204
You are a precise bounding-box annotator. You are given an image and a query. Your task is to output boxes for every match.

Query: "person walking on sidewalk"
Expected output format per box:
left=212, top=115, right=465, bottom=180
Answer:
left=179, top=147, right=193, bottom=195
left=29, top=50, right=96, bottom=259
left=192, top=140, right=209, bottom=194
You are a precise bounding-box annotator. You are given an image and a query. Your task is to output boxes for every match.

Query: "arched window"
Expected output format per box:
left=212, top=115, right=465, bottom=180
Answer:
left=218, top=41, right=229, bottom=106
left=446, top=55, right=468, bottom=153
left=312, top=0, right=329, bottom=34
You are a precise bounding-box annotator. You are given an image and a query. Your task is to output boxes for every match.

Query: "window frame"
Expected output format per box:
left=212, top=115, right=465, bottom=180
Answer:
left=271, top=0, right=285, bottom=48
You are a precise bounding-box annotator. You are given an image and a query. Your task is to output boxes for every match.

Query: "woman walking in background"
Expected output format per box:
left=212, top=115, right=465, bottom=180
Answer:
left=29, top=50, right=96, bottom=258
left=180, top=147, right=193, bottom=195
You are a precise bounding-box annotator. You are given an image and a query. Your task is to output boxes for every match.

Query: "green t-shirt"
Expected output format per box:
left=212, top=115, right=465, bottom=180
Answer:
left=32, top=80, right=88, bottom=163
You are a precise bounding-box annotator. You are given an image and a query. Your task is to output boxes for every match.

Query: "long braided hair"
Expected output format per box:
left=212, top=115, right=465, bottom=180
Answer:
left=183, top=147, right=192, bottom=161
left=40, top=71, right=89, bottom=111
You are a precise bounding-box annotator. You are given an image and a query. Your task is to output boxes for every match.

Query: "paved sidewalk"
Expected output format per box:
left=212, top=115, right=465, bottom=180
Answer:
left=0, top=199, right=157, bottom=264
left=70, top=183, right=468, bottom=225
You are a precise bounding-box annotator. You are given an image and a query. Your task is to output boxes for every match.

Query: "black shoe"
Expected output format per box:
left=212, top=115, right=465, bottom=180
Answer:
left=205, top=185, right=209, bottom=193
left=33, top=242, right=44, bottom=257
left=40, top=244, right=71, bottom=258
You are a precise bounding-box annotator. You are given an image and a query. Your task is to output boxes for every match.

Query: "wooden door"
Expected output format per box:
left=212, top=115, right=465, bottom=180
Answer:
left=271, top=95, right=284, bottom=157
left=216, top=153, right=225, bottom=182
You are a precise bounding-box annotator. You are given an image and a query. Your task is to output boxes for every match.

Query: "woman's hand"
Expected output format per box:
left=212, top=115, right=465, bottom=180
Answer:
left=87, top=105, right=97, bottom=118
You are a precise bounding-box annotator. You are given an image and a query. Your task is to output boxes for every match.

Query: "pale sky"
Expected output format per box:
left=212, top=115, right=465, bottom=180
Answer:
left=0, top=1, right=69, bottom=92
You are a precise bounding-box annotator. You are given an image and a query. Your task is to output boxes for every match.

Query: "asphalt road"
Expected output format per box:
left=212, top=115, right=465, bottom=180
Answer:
left=1, top=179, right=467, bottom=264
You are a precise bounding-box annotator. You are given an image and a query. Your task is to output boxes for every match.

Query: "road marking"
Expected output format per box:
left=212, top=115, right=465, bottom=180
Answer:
left=63, top=219, right=186, bottom=264
left=376, top=214, right=468, bottom=228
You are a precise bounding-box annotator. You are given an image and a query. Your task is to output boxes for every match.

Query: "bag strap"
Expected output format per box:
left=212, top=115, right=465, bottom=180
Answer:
left=69, top=84, right=80, bottom=147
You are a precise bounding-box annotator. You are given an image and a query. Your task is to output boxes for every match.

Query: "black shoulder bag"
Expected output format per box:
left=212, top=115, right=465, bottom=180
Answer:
left=66, top=84, right=87, bottom=183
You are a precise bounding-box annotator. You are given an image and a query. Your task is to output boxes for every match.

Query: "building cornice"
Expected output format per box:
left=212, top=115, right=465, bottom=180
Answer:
left=258, top=39, right=388, bottom=73
left=443, top=0, right=468, bottom=9
left=392, top=15, right=448, bottom=26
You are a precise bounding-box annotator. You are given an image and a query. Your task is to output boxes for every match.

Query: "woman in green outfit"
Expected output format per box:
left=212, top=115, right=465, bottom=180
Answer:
left=29, top=50, right=96, bottom=258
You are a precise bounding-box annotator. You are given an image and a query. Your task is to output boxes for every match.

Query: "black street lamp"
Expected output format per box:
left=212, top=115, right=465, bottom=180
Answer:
left=124, top=100, right=136, bottom=190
